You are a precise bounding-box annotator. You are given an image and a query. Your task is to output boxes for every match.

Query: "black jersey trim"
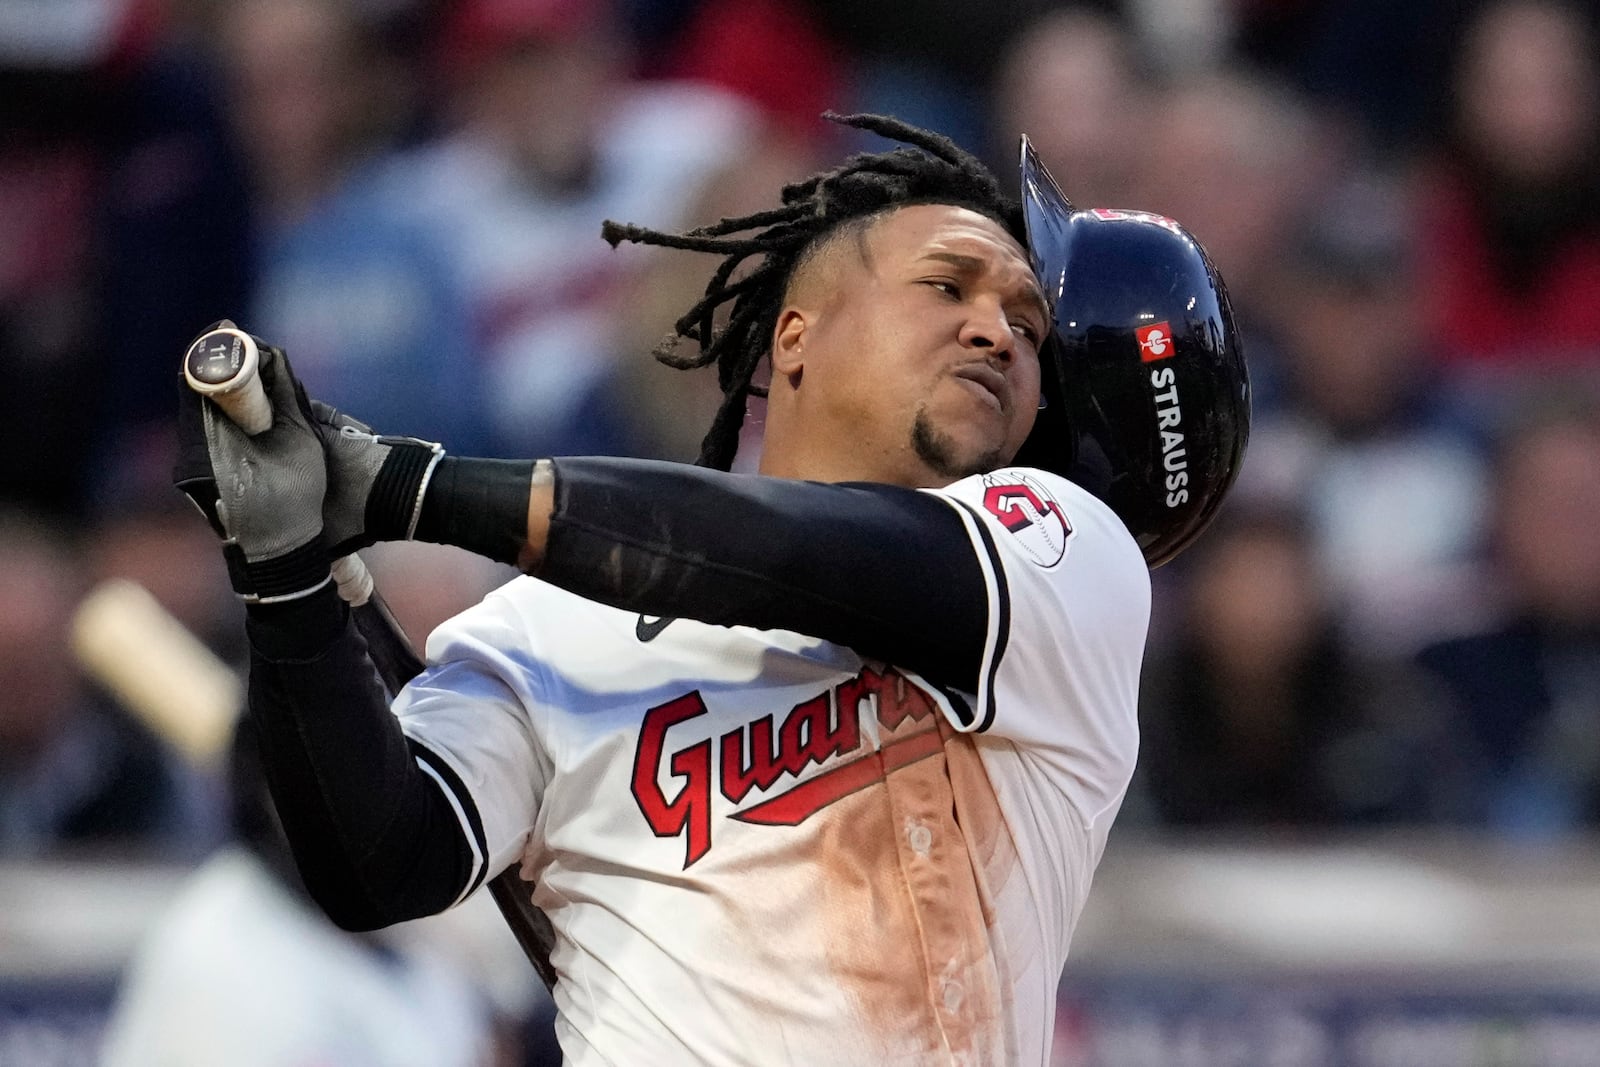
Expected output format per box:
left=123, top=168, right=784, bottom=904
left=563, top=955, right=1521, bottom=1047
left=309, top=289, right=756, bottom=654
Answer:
left=410, top=739, right=491, bottom=899
left=950, top=499, right=1010, bottom=733
left=929, top=678, right=977, bottom=729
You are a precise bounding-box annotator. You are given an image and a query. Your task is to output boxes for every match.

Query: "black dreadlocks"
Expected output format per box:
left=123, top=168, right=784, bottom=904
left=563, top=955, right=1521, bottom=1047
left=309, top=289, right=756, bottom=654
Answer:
left=600, top=112, right=1024, bottom=471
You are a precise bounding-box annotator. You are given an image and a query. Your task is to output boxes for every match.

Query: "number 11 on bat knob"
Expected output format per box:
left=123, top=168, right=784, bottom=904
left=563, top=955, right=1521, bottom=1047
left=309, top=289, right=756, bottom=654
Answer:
left=183, top=322, right=273, bottom=435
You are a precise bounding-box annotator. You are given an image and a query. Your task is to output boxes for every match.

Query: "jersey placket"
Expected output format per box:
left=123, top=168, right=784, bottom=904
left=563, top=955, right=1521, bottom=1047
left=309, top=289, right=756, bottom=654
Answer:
left=881, top=729, right=1005, bottom=1065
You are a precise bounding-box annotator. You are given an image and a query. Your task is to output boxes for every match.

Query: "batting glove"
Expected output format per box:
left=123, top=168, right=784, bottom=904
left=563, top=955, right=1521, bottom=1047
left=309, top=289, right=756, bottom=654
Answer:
left=310, top=402, right=445, bottom=558
left=173, top=331, right=331, bottom=603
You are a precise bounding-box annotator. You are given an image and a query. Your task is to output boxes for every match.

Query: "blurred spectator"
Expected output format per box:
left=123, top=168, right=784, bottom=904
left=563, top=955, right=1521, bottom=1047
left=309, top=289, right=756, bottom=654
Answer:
left=220, top=0, right=407, bottom=228
left=1131, top=70, right=1335, bottom=416
left=94, top=0, right=255, bottom=503
left=992, top=7, right=1146, bottom=208
left=1238, top=173, right=1490, bottom=653
left=802, top=0, right=1052, bottom=152
left=99, top=718, right=507, bottom=1067
left=661, top=0, right=842, bottom=148
left=1415, top=396, right=1600, bottom=837
left=383, top=0, right=756, bottom=458
left=0, top=0, right=251, bottom=518
left=627, top=0, right=844, bottom=468
left=1134, top=507, right=1459, bottom=830
left=0, top=508, right=221, bottom=858
left=1120, top=0, right=1231, bottom=78
left=1417, top=0, right=1600, bottom=369
left=0, top=0, right=246, bottom=520
left=218, top=0, right=487, bottom=451
left=0, top=41, right=103, bottom=517
left=1230, top=0, right=1469, bottom=146
left=608, top=125, right=826, bottom=466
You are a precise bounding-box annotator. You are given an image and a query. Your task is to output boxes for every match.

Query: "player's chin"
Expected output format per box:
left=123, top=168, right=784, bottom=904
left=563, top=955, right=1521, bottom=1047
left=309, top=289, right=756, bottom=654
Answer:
left=911, top=410, right=1011, bottom=481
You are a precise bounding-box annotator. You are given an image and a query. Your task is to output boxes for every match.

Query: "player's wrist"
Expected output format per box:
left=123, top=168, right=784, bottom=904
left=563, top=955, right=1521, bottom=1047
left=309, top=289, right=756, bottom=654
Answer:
left=411, top=456, right=534, bottom=566
left=225, top=536, right=333, bottom=604
left=245, top=579, right=349, bottom=659
left=362, top=439, right=446, bottom=545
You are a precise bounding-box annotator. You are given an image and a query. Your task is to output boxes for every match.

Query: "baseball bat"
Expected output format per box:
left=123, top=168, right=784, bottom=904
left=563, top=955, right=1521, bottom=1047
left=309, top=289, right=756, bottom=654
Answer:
left=182, top=322, right=273, bottom=435
left=72, top=579, right=242, bottom=768
left=183, top=323, right=558, bottom=988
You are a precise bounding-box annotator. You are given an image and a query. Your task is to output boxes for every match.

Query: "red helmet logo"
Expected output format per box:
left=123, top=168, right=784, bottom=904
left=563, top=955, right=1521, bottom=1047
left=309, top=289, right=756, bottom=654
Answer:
left=1137, top=321, right=1174, bottom=362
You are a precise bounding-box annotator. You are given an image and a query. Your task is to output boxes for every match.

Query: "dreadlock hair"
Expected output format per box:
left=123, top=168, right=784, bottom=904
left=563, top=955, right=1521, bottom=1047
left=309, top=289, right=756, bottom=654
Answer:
left=600, top=112, right=1025, bottom=471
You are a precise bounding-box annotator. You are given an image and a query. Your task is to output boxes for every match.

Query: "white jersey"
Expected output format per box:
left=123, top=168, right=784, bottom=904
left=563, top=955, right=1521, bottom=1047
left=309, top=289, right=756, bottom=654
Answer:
left=392, top=467, right=1150, bottom=1066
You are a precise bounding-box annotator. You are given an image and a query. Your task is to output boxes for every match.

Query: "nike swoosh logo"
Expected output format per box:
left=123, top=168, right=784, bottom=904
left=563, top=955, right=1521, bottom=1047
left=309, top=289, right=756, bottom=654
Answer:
left=635, top=615, right=675, bottom=642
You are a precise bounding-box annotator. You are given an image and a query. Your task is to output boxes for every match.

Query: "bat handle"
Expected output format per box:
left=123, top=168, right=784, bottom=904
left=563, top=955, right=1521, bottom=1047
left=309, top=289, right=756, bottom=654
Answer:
left=183, top=322, right=273, bottom=435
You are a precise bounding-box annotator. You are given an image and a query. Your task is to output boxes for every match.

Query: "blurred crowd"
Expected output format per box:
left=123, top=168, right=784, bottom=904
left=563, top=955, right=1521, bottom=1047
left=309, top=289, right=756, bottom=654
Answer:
left=2, top=0, right=1600, bottom=1059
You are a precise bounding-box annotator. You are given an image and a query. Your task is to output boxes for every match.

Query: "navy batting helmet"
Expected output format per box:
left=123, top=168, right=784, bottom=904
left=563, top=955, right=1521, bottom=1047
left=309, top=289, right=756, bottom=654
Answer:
left=1010, top=139, right=1250, bottom=567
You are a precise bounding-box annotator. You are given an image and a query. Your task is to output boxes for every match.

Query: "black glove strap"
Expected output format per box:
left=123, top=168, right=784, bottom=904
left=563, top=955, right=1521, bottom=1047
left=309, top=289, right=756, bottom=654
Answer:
left=227, top=539, right=333, bottom=603
left=413, top=456, right=533, bottom=567
left=365, top=443, right=441, bottom=543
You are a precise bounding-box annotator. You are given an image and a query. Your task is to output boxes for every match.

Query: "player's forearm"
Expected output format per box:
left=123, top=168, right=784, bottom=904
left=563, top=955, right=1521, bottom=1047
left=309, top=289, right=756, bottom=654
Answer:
left=244, top=586, right=476, bottom=930
left=549, top=458, right=986, bottom=689
left=414, top=455, right=990, bottom=688
left=409, top=456, right=541, bottom=568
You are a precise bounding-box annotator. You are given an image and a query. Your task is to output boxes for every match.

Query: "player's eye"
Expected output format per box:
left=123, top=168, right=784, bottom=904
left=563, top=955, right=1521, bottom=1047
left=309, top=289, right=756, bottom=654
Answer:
left=923, top=279, right=961, bottom=299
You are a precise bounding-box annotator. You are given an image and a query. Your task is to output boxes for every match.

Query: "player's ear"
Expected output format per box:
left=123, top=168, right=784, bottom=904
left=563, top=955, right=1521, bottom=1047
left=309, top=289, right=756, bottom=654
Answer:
left=771, top=307, right=809, bottom=384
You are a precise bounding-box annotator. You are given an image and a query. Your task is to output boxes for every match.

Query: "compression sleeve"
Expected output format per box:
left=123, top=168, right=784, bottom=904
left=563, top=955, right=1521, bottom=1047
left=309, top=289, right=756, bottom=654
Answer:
left=244, top=584, right=477, bottom=930
left=542, top=456, right=991, bottom=693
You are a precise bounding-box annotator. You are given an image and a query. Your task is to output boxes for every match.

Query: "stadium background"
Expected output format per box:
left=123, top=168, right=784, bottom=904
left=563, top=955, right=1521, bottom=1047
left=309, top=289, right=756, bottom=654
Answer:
left=3, top=0, right=1600, bottom=1063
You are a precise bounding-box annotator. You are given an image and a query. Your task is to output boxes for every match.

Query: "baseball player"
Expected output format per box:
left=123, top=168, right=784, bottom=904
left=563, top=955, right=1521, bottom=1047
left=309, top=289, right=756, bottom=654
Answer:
left=174, top=114, right=1248, bottom=1065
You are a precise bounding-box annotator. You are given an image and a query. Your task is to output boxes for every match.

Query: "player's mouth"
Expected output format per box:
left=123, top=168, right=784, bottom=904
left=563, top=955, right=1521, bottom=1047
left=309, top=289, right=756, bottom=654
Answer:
left=952, top=362, right=1008, bottom=413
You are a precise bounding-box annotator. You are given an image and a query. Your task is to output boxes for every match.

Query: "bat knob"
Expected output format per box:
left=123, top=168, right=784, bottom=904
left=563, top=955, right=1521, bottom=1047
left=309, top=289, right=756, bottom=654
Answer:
left=184, top=322, right=255, bottom=388
left=183, top=323, right=273, bottom=435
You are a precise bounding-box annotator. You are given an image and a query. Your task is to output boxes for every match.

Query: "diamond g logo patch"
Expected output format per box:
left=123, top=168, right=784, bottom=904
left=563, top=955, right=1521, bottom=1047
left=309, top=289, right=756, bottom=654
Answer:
left=981, top=472, right=1072, bottom=567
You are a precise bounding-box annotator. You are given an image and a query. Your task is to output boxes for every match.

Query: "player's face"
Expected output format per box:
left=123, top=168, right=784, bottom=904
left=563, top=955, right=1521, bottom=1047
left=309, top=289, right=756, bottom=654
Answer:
left=773, top=204, right=1048, bottom=487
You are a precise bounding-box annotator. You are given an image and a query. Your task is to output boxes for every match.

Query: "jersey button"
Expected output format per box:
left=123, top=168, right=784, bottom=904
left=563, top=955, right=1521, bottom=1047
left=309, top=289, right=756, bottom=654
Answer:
left=907, top=823, right=934, bottom=856
left=941, top=978, right=965, bottom=1015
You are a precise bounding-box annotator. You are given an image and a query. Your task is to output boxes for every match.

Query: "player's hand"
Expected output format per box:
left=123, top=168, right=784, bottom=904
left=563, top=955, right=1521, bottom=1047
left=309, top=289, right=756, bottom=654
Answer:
left=310, top=401, right=444, bottom=557
left=173, top=332, right=331, bottom=603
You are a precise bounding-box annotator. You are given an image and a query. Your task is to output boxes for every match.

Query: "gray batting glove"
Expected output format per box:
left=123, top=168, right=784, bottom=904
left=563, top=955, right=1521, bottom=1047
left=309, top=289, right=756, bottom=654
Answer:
left=310, top=401, right=445, bottom=558
left=173, top=336, right=330, bottom=603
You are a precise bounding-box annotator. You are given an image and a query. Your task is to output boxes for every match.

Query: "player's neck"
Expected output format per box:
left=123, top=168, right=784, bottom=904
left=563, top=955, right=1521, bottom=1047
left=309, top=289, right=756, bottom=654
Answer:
left=758, top=439, right=943, bottom=488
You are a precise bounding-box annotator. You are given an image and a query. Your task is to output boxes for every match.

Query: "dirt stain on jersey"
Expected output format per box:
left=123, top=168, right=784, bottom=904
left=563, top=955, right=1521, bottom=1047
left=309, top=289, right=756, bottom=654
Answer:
left=810, top=715, right=1015, bottom=1064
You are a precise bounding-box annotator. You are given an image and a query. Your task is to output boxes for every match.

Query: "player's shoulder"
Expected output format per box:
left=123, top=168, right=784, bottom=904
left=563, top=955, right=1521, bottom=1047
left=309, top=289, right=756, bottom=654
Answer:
left=926, top=466, right=1146, bottom=577
left=422, top=575, right=605, bottom=662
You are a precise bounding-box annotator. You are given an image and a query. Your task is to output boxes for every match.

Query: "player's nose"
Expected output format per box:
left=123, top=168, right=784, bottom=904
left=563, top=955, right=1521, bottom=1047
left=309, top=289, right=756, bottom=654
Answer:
left=957, top=297, right=1019, bottom=362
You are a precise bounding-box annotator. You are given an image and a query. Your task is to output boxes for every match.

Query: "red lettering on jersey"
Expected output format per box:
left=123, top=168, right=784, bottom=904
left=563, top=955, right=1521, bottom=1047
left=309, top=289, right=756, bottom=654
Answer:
left=848, top=664, right=936, bottom=733
left=632, top=692, right=713, bottom=868
left=634, top=667, right=944, bottom=868
left=735, top=729, right=944, bottom=827
left=721, top=690, right=863, bottom=806
left=784, top=689, right=857, bottom=767
left=720, top=714, right=778, bottom=804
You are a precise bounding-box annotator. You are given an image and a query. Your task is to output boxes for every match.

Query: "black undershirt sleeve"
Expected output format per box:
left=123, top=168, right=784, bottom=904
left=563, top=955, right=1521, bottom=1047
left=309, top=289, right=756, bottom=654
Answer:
left=543, top=456, right=993, bottom=693
left=243, top=457, right=994, bottom=931
left=245, top=585, right=476, bottom=930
